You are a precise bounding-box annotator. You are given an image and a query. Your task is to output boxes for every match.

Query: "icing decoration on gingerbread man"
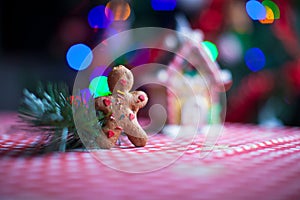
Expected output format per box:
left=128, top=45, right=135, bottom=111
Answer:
left=95, top=65, right=148, bottom=149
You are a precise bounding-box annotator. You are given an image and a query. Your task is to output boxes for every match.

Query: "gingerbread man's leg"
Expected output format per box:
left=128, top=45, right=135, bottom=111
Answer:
left=122, top=119, right=148, bottom=147
left=96, top=118, right=123, bottom=149
left=125, top=91, right=148, bottom=147
left=127, top=134, right=147, bottom=147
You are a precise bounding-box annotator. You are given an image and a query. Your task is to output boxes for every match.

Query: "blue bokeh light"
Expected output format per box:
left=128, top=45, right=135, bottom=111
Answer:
left=245, top=47, right=266, bottom=72
left=88, top=5, right=113, bottom=29
left=66, top=44, right=93, bottom=71
left=246, top=0, right=266, bottom=20
left=151, top=0, right=176, bottom=11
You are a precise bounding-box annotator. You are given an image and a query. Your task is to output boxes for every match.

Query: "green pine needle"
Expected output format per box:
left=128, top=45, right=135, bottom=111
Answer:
left=18, top=82, right=104, bottom=152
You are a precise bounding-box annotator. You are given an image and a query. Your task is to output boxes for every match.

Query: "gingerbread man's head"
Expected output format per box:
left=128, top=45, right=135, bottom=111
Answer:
left=108, top=65, right=134, bottom=93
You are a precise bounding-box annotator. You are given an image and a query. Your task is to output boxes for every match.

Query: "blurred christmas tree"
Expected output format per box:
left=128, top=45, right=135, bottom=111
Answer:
left=123, top=0, right=300, bottom=126
left=181, top=0, right=300, bottom=126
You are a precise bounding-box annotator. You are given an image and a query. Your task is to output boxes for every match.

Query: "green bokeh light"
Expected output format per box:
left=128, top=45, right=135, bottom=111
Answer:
left=208, top=103, right=221, bottom=124
left=202, top=41, right=219, bottom=62
left=262, top=0, right=280, bottom=19
left=89, top=76, right=111, bottom=98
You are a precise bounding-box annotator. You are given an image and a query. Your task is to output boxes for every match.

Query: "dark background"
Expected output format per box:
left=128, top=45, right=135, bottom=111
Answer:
left=1, top=0, right=300, bottom=126
left=0, top=0, right=176, bottom=110
left=0, top=0, right=82, bottom=110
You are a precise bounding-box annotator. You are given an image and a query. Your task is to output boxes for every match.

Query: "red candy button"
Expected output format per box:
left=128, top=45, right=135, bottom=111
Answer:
left=107, top=130, right=115, bottom=138
left=129, top=113, right=135, bottom=121
left=138, top=95, right=145, bottom=102
left=120, top=79, right=127, bottom=86
left=103, top=98, right=111, bottom=107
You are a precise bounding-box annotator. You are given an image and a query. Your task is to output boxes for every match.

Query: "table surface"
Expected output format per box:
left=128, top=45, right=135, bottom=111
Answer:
left=0, top=113, right=300, bottom=200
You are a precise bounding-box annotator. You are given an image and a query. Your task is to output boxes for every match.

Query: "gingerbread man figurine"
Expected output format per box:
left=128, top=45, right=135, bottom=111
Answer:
left=95, top=65, right=148, bottom=149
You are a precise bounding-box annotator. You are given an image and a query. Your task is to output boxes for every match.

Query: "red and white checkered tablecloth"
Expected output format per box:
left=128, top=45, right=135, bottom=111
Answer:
left=0, top=113, right=300, bottom=200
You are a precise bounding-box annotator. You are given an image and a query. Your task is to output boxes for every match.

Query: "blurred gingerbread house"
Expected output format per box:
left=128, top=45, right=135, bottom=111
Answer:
left=163, top=15, right=232, bottom=128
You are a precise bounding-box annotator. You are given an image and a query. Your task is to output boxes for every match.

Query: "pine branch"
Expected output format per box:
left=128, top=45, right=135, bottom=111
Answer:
left=18, top=82, right=104, bottom=152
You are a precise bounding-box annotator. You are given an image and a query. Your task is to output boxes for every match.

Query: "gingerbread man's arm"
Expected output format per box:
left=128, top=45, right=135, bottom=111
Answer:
left=95, top=96, right=113, bottom=114
left=130, top=91, right=148, bottom=113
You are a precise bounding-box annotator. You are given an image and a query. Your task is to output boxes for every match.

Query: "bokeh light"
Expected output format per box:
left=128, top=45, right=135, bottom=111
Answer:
left=151, top=0, right=177, bottom=11
left=89, top=66, right=110, bottom=81
left=80, top=88, right=92, bottom=103
left=125, top=49, right=151, bottom=67
left=66, top=44, right=93, bottom=71
left=259, top=6, right=275, bottom=24
left=202, top=41, right=219, bottom=62
left=177, top=0, right=208, bottom=12
left=89, top=76, right=111, bottom=97
left=245, top=47, right=266, bottom=72
left=218, top=33, right=242, bottom=65
left=88, top=5, right=113, bottom=29
left=105, top=0, right=131, bottom=21
left=262, top=0, right=280, bottom=19
left=246, top=0, right=266, bottom=20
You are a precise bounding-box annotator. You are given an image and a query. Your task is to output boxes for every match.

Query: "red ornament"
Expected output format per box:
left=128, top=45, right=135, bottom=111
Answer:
left=284, top=60, right=300, bottom=93
left=226, top=71, right=274, bottom=123
left=107, top=130, right=115, bottom=138
left=103, top=98, right=111, bottom=107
